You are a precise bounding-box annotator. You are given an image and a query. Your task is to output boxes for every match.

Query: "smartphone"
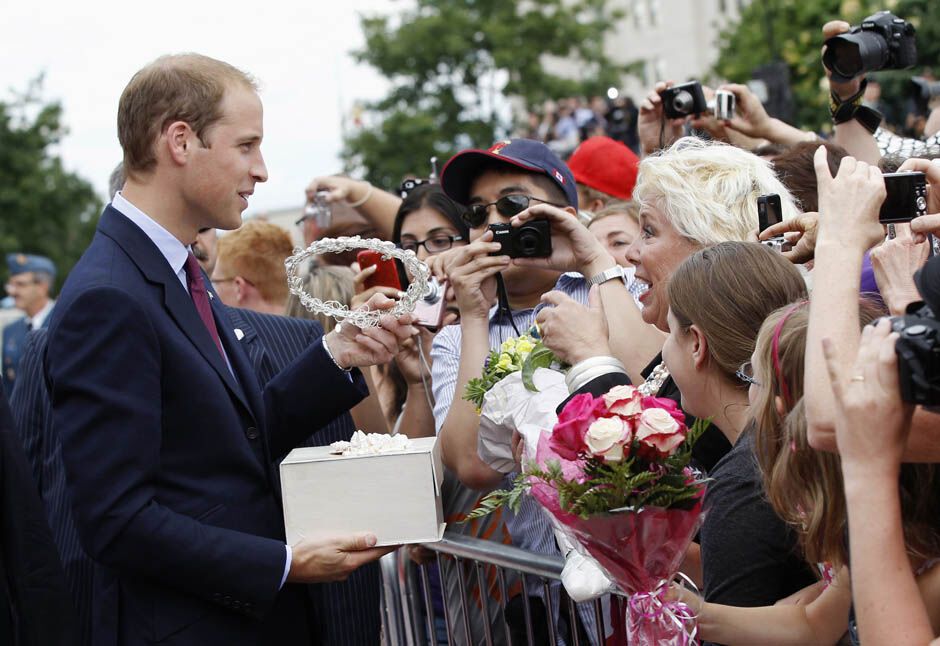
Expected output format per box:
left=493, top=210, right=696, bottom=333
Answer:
left=880, top=171, right=928, bottom=224
left=413, top=278, right=448, bottom=330
left=757, top=194, right=782, bottom=233
left=357, top=250, right=403, bottom=291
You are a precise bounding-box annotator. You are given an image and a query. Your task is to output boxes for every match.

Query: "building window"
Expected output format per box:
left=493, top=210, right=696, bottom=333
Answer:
left=648, top=0, right=659, bottom=26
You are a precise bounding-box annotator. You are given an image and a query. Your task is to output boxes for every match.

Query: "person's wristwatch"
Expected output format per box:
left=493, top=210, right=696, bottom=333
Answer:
left=587, top=265, right=626, bottom=286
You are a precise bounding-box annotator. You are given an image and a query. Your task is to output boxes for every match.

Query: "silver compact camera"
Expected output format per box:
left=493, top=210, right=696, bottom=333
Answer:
left=758, top=194, right=792, bottom=253
left=709, top=90, right=736, bottom=121
left=303, top=190, right=333, bottom=228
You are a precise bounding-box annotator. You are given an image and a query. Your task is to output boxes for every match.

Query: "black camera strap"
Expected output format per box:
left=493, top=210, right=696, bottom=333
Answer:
left=830, top=78, right=883, bottom=134
left=494, top=272, right=521, bottom=337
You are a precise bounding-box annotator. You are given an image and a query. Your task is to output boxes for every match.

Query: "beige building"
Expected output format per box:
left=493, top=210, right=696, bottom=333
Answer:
left=550, top=0, right=751, bottom=100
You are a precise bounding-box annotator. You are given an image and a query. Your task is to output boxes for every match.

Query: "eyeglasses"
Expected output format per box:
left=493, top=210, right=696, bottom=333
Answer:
left=735, top=361, right=761, bottom=387
left=399, top=235, right=464, bottom=254
left=462, top=194, right=565, bottom=229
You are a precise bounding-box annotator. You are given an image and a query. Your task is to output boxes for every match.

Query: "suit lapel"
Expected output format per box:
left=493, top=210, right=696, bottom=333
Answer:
left=212, top=302, right=265, bottom=423
left=97, top=207, right=255, bottom=418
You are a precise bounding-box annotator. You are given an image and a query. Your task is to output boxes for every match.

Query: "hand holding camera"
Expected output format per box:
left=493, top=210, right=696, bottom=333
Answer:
left=814, top=146, right=887, bottom=252
left=639, top=81, right=688, bottom=155
left=507, top=202, right=615, bottom=278
left=899, top=158, right=940, bottom=243
left=444, top=231, right=509, bottom=321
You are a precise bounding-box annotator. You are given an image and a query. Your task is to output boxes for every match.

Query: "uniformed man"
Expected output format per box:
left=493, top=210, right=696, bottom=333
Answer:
left=2, top=253, right=56, bottom=397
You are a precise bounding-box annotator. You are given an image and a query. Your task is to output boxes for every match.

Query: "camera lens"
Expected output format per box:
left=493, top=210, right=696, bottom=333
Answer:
left=424, top=278, right=442, bottom=304
left=672, top=90, right=694, bottom=115
left=824, top=32, right=888, bottom=81
left=517, top=226, right=542, bottom=257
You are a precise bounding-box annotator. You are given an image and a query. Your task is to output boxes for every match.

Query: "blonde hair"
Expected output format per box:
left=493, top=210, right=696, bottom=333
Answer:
left=754, top=303, right=940, bottom=568
left=634, top=137, right=799, bottom=247
left=587, top=200, right=639, bottom=227
left=118, top=53, right=257, bottom=177
left=285, top=264, right=355, bottom=333
left=216, top=220, right=292, bottom=306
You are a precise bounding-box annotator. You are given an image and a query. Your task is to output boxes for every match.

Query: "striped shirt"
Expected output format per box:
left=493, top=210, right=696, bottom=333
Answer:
left=431, top=272, right=603, bottom=644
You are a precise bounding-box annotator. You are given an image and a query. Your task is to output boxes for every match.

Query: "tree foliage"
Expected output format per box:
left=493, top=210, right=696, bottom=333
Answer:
left=0, top=79, right=101, bottom=290
left=715, top=0, right=940, bottom=133
left=343, top=0, right=631, bottom=190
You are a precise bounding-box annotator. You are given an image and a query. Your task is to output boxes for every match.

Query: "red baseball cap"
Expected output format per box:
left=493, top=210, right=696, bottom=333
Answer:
left=567, top=136, right=639, bottom=201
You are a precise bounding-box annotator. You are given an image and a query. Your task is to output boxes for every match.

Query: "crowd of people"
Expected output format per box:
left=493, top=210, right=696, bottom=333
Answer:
left=5, top=13, right=940, bottom=646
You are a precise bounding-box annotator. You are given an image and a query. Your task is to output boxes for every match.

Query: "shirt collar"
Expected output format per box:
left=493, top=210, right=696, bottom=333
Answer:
left=111, top=192, right=190, bottom=280
left=30, top=300, right=55, bottom=329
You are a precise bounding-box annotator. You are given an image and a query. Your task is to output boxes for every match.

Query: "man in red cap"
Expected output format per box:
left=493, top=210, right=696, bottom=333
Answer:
left=566, top=136, right=639, bottom=212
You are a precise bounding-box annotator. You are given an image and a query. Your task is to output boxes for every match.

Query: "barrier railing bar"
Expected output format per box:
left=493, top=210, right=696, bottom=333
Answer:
left=541, top=578, right=558, bottom=645
left=435, top=552, right=456, bottom=645
left=421, top=533, right=564, bottom=580
left=495, top=565, right=514, bottom=646
left=475, top=561, right=494, bottom=646
left=567, top=595, right=581, bottom=646
left=453, top=556, right=474, bottom=644
left=592, top=598, right=605, bottom=646
left=418, top=562, right=438, bottom=646
left=520, top=575, right=535, bottom=646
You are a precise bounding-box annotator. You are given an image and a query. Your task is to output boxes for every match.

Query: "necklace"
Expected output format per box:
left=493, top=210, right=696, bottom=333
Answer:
left=638, top=362, right=670, bottom=396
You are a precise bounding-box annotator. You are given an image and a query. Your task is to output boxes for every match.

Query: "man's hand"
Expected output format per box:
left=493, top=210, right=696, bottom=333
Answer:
left=325, top=293, right=418, bottom=368
left=446, top=231, right=509, bottom=321
left=815, top=147, right=886, bottom=252
left=536, top=287, right=611, bottom=365
left=510, top=203, right=615, bottom=277
left=639, top=81, right=688, bottom=155
left=350, top=265, right=403, bottom=311
left=760, top=212, right=820, bottom=264
left=822, top=318, right=914, bottom=477
left=870, top=224, right=929, bottom=315
left=287, top=533, right=396, bottom=583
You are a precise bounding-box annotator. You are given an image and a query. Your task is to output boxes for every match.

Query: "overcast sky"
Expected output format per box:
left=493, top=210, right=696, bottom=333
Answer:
left=3, top=0, right=401, bottom=216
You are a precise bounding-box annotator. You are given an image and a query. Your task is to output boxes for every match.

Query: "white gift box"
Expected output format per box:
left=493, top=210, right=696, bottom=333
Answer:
left=280, top=436, right=445, bottom=547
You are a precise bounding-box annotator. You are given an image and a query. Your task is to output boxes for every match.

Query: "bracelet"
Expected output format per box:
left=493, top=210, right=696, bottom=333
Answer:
left=322, top=333, right=352, bottom=372
left=565, top=356, right=627, bottom=393
left=347, top=183, right=374, bottom=208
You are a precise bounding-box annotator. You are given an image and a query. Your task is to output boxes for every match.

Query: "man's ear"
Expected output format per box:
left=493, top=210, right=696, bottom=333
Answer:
left=689, top=324, right=709, bottom=370
left=233, top=276, right=250, bottom=305
left=164, top=121, right=194, bottom=166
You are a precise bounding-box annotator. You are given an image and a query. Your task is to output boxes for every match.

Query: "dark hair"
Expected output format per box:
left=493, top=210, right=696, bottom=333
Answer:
left=391, top=183, right=469, bottom=244
left=772, top=141, right=848, bottom=213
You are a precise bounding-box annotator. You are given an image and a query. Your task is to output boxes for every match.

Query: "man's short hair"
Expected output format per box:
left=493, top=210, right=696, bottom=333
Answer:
left=118, top=53, right=257, bottom=177
left=216, top=220, right=292, bottom=305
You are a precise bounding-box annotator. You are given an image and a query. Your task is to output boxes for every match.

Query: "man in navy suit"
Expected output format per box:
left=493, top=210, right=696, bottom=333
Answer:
left=43, top=53, right=416, bottom=645
left=2, top=253, right=55, bottom=398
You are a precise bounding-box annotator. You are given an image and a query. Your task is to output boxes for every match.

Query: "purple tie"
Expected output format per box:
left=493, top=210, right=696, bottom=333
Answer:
left=184, top=252, right=225, bottom=359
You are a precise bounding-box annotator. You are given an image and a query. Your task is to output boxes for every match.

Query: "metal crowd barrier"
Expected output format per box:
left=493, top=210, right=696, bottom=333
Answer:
left=380, top=532, right=608, bottom=646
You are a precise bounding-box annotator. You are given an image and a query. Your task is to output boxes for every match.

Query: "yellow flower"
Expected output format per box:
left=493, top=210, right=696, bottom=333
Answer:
left=500, top=339, right=517, bottom=353
left=515, top=339, right=535, bottom=355
left=496, top=354, right=513, bottom=371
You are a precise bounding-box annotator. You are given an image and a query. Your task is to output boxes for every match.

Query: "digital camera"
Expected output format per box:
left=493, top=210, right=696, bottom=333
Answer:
left=413, top=277, right=449, bottom=330
left=823, top=11, right=917, bottom=83
left=659, top=82, right=735, bottom=120
left=488, top=221, right=552, bottom=258
left=880, top=171, right=928, bottom=224
left=757, top=194, right=792, bottom=253
left=891, top=302, right=940, bottom=406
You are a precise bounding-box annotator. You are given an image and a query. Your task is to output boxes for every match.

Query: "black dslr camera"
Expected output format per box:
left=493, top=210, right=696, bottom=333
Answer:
left=488, top=221, right=552, bottom=258
left=823, top=11, right=917, bottom=83
left=891, top=302, right=940, bottom=406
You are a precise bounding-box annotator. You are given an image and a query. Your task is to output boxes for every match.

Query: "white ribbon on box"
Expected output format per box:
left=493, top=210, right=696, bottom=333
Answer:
left=475, top=368, right=614, bottom=602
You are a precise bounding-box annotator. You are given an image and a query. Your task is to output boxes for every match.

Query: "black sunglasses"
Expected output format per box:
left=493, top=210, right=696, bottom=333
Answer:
left=462, top=194, right=565, bottom=229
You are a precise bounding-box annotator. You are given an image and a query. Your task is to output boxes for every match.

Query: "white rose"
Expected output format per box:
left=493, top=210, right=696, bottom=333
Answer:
left=585, top=416, right=630, bottom=462
left=635, top=408, right=684, bottom=456
left=603, top=385, right=642, bottom=417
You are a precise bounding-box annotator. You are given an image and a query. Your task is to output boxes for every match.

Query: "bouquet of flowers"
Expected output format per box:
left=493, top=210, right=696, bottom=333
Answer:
left=463, top=333, right=560, bottom=410
left=468, top=385, right=709, bottom=645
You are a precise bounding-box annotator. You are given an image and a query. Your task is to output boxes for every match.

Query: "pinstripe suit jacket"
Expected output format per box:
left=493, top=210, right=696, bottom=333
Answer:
left=229, top=308, right=381, bottom=646
left=12, top=311, right=380, bottom=646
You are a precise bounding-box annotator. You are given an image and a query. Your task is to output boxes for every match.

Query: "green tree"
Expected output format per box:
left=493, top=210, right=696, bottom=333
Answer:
left=0, top=79, right=101, bottom=291
left=343, top=0, right=632, bottom=190
left=714, top=0, right=940, bottom=133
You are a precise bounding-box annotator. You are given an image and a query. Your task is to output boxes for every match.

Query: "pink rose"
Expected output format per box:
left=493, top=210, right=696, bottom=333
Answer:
left=603, top=385, right=643, bottom=417
left=550, top=394, right=607, bottom=460
left=641, top=396, right=686, bottom=426
left=635, top=408, right=687, bottom=458
left=584, top=416, right=632, bottom=463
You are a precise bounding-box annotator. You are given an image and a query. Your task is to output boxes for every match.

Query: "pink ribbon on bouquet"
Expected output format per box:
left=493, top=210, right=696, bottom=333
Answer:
left=623, top=575, right=699, bottom=646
